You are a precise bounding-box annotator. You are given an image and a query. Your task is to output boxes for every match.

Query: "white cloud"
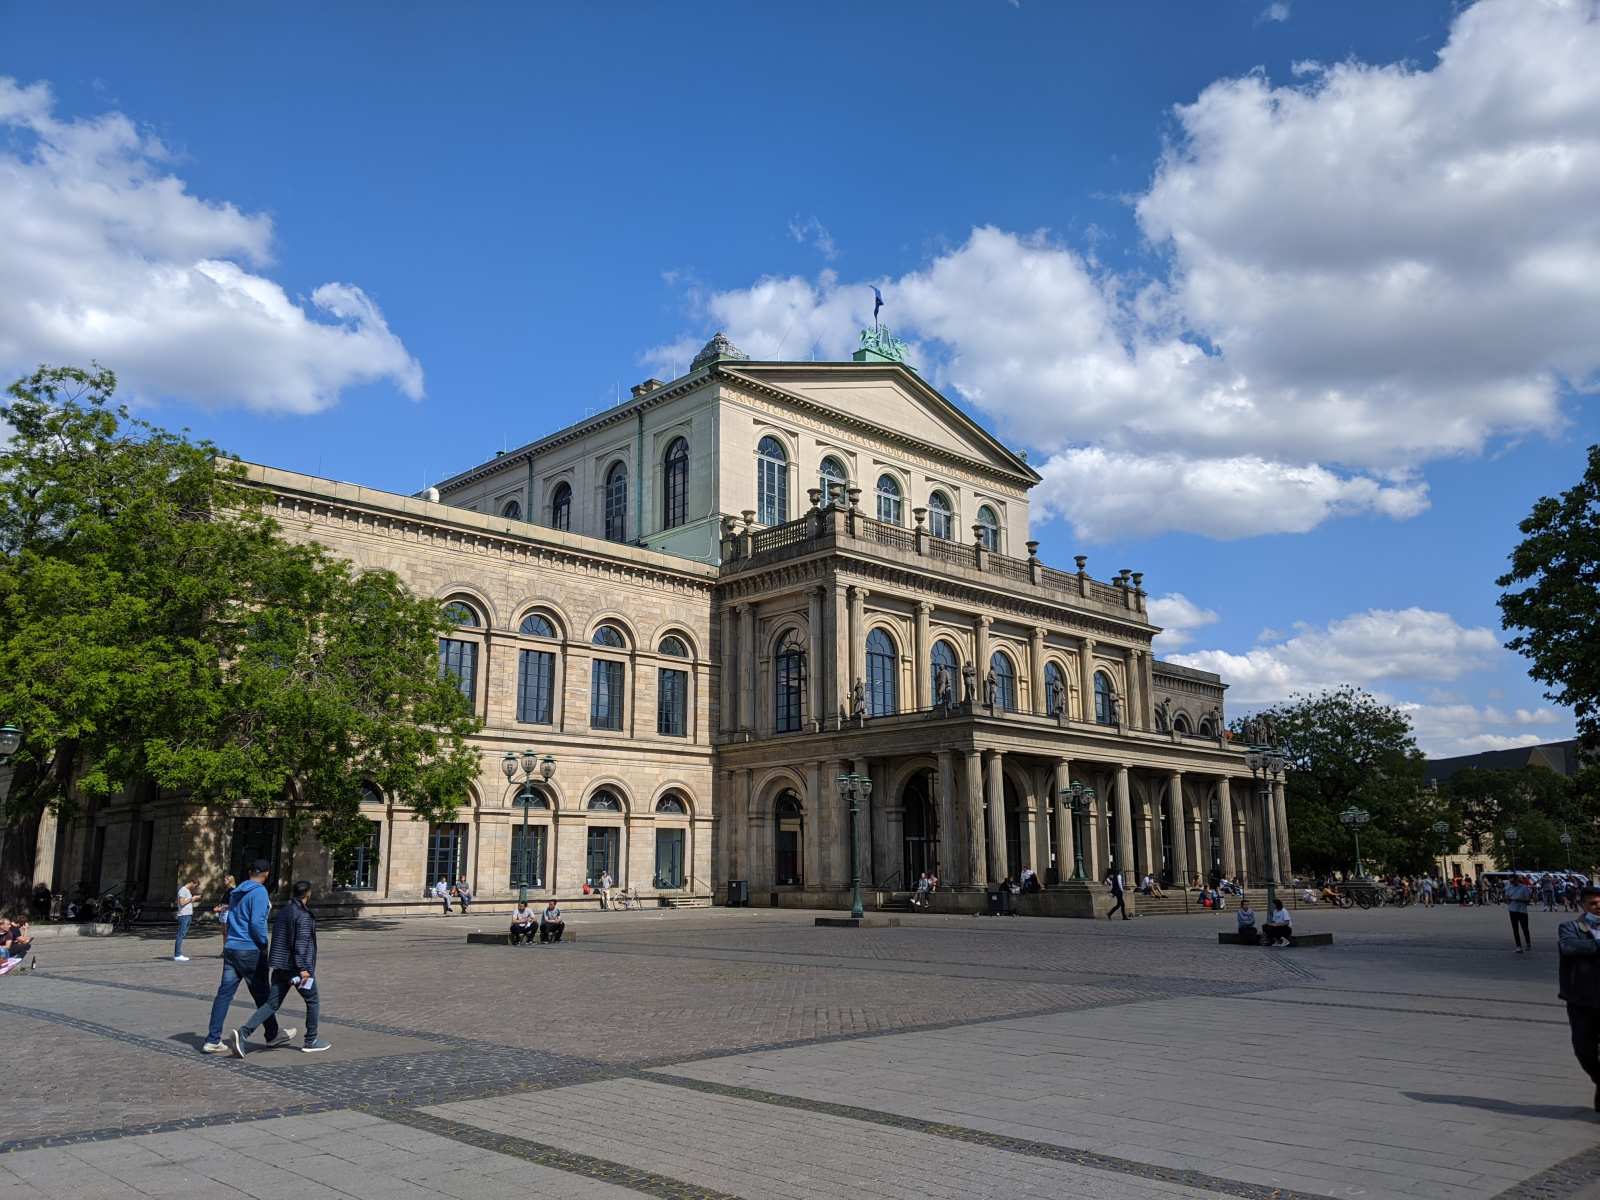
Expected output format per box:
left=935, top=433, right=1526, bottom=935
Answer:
left=787, top=216, right=838, bottom=262
left=1147, top=591, right=1219, bottom=650
left=0, top=77, right=423, bottom=414
left=1258, top=2, right=1291, bottom=23
left=649, top=0, right=1600, bottom=541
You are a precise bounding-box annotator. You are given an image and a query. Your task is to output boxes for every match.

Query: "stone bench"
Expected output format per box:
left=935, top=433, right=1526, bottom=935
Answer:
left=465, top=931, right=576, bottom=946
left=1218, top=931, right=1333, bottom=947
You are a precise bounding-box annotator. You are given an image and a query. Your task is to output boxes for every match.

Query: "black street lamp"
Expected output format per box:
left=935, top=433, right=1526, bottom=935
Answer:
left=1245, top=741, right=1288, bottom=913
left=1060, top=781, right=1095, bottom=881
left=502, top=750, right=557, bottom=903
left=1561, top=828, right=1574, bottom=871
left=1431, top=819, right=1451, bottom=879
left=835, top=772, right=872, bottom=920
left=1340, top=806, right=1371, bottom=879
left=1503, top=825, right=1518, bottom=872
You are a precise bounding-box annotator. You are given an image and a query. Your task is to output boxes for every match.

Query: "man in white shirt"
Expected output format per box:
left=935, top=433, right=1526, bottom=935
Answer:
left=509, top=901, right=536, bottom=945
left=433, top=877, right=451, bottom=913
left=1262, top=902, right=1293, bottom=947
left=598, top=871, right=614, bottom=910
left=174, top=879, right=197, bottom=961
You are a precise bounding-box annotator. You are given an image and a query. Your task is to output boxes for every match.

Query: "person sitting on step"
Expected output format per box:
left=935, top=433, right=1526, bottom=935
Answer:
left=509, top=901, right=536, bottom=945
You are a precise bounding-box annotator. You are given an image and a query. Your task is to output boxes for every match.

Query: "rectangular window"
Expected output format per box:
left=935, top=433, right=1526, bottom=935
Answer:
left=438, top=638, right=477, bottom=703
left=229, top=817, right=283, bottom=891
left=658, top=667, right=688, bottom=737
left=586, top=826, right=620, bottom=884
left=517, top=649, right=555, bottom=724
left=591, top=658, right=625, bottom=730
left=509, top=825, right=548, bottom=890
left=774, top=651, right=804, bottom=733
left=334, top=820, right=382, bottom=891
left=426, top=823, right=467, bottom=887
left=654, top=828, right=686, bottom=889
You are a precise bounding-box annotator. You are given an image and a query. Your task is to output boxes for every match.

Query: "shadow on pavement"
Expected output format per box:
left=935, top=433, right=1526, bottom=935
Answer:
left=1403, top=1092, right=1595, bottom=1121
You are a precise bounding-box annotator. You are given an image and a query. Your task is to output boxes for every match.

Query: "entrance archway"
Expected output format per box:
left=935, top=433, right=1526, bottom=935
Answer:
left=901, top=770, right=938, bottom=882
left=774, top=791, right=804, bottom=886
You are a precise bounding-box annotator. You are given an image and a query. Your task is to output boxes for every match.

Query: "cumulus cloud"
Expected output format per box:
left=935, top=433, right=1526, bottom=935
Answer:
left=0, top=77, right=423, bottom=414
left=1147, top=592, right=1220, bottom=650
left=649, top=0, right=1600, bottom=541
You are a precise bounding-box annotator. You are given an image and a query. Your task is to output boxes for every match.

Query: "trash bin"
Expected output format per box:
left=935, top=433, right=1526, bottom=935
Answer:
left=985, top=887, right=1004, bottom=916
left=726, top=879, right=749, bottom=907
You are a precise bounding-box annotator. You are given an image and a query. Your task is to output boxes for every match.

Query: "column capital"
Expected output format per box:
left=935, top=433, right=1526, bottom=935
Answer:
left=848, top=585, right=870, bottom=601
left=1031, top=625, right=1047, bottom=642
left=1169, top=769, right=1184, bottom=781
left=1082, top=633, right=1097, bottom=647
left=975, top=613, right=993, bottom=628
left=916, top=599, right=935, bottom=614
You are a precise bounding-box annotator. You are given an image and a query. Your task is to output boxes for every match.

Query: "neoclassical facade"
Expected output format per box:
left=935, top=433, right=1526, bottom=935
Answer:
left=37, top=333, right=1290, bottom=915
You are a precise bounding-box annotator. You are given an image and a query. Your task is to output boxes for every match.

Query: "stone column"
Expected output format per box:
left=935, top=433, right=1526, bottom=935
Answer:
left=1114, top=765, right=1134, bottom=887
left=1124, top=648, right=1141, bottom=730
left=937, top=750, right=958, bottom=883
left=974, top=614, right=992, bottom=686
left=730, top=769, right=751, bottom=880
left=1217, top=777, right=1237, bottom=879
left=963, top=750, right=986, bottom=886
left=1028, top=627, right=1046, bottom=714
left=1053, top=759, right=1074, bottom=880
left=848, top=587, right=868, bottom=699
left=828, top=579, right=849, bottom=726
left=720, top=605, right=738, bottom=733
left=1166, top=772, right=1188, bottom=886
left=805, top=762, right=824, bottom=889
left=1085, top=785, right=1103, bottom=880
left=984, top=751, right=1007, bottom=882
left=1274, top=779, right=1293, bottom=880
left=914, top=601, right=933, bottom=709
left=737, top=604, right=756, bottom=733
left=1079, top=636, right=1097, bottom=721
left=807, top=587, right=824, bottom=730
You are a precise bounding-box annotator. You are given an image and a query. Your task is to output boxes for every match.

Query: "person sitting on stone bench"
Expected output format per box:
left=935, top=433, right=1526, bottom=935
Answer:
left=539, top=899, right=565, bottom=943
left=509, top=901, right=536, bottom=945
left=1261, top=901, right=1293, bottom=948
left=1234, top=899, right=1261, bottom=945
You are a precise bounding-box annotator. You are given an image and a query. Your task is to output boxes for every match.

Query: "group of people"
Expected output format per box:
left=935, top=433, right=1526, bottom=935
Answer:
left=1233, top=897, right=1295, bottom=947
left=507, top=899, right=566, bottom=943
left=0, top=917, right=34, bottom=974
left=911, top=871, right=941, bottom=909
left=432, top=877, right=474, bottom=913
left=201, top=859, right=331, bottom=1057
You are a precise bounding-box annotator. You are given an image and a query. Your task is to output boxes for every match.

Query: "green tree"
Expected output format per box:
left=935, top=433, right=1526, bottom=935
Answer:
left=0, top=366, right=482, bottom=908
left=1498, top=444, right=1600, bottom=748
left=1235, top=686, right=1440, bottom=876
left=1440, top=765, right=1598, bottom=872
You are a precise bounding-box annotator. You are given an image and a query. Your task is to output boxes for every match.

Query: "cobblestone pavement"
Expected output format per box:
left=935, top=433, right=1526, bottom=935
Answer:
left=2, top=904, right=1597, bottom=1198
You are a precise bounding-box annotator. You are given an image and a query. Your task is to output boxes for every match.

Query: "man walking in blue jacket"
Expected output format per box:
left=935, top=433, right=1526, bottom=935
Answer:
left=201, top=860, right=294, bottom=1054
left=229, top=880, right=331, bottom=1056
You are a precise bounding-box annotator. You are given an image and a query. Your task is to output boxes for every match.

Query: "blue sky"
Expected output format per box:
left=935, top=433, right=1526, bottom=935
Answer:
left=3, top=0, right=1596, bottom=754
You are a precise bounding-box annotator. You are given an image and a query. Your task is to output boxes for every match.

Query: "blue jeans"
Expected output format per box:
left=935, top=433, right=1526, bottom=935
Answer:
left=240, top=969, right=318, bottom=1045
left=174, top=914, right=192, bottom=957
left=207, top=946, right=279, bottom=1044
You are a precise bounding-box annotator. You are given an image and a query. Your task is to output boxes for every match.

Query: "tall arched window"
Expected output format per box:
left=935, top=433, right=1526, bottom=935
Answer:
left=657, top=635, right=689, bottom=738
left=662, top=437, right=689, bottom=529
left=930, top=639, right=959, bottom=705
left=757, top=436, right=788, bottom=526
left=500, top=498, right=522, bottom=520
left=517, top=609, right=557, bottom=725
left=990, top=651, right=1017, bottom=712
left=819, top=456, right=848, bottom=507
left=1173, top=713, right=1191, bottom=735
left=976, top=505, right=1000, bottom=551
left=1044, top=661, right=1067, bottom=716
left=549, top=481, right=572, bottom=531
left=876, top=474, right=903, bottom=525
left=866, top=628, right=898, bottom=717
left=773, top=631, right=805, bottom=733
left=591, top=625, right=626, bottom=730
left=603, top=463, right=628, bottom=542
left=774, top=792, right=804, bottom=886
left=1094, top=671, right=1116, bottom=725
left=927, top=491, right=953, bottom=540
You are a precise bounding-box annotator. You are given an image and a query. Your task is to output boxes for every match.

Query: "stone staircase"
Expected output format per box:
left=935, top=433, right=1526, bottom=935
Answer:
left=875, top=891, right=915, bottom=914
left=1133, top=888, right=1311, bottom=917
left=662, top=895, right=713, bottom=909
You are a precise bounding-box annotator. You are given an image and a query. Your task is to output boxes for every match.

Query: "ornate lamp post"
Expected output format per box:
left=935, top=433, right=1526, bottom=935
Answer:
left=1431, top=819, right=1451, bottom=880
left=1060, top=781, right=1095, bottom=881
left=836, top=772, right=872, bottom=920
left=1339, top=806, right=1371, bottom=879
left=0, top=724, right=21, bottom=762
left=502, top=750, right=557, bottom=903
left=1561, top=828, right=1574, bottom=871
left=1245, top=739, right=1288, bottom=913
left=1503, top=825, right=1518, bottom=872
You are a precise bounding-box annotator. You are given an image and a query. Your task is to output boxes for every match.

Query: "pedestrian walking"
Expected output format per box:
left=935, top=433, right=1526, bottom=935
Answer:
left=228, top=880, right=330, bottom=1056
left=1506, top=874, right=1534, bottom=953
left=1106, top=870, right=1129, bottom=920
left=174, top=878, right=197, bottom=962
left=1558, top=886, right=1600, bottom=1111
left=202, top=861, right=294, bottom=1054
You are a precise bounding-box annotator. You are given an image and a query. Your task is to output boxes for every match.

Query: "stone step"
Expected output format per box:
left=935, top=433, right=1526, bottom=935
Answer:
left=663, top=896, right=712, bottom=909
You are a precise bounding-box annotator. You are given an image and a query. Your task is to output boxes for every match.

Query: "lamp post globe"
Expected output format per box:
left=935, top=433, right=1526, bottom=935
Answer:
left=1561, top=829, right=1574, bottom=870
left=500, top=752, right=518, bottom=783
left=0, top=724, right=21, bottom=760
left=1503, top=826, right=1518, bottom=871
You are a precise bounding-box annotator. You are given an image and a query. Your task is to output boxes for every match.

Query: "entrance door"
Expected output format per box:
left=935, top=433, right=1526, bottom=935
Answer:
left=774, top=792, right=803, bottom=886
left=1003, top=779, right=1024, bottom=880
left=655, top=828, right=685, bottom=889
left=902, top=771, right=937, bottom=882
left=586, top=826, right=620, bottom=885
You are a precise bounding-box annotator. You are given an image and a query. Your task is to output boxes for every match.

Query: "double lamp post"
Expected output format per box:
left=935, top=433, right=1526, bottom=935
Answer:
left=501, top=749, right=557, bottom=903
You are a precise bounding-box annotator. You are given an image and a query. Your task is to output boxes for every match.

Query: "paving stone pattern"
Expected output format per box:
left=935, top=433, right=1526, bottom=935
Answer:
left=2, top=905, right=1597, bottom=1199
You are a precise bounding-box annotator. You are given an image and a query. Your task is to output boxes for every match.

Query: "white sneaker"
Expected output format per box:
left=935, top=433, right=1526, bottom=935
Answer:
left=201, top=1041, right=229, bottom=1054
left=174, top=955, right=190, bottom=962
left=266, top=1027, right=299, bottom=1047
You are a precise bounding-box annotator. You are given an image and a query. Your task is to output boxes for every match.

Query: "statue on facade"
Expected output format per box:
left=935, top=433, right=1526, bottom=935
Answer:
left=935, top=664, right=954, bottom=713
left=961, top=661, right=977, bottom=705
left=1155, top=696, right=1172, bottom=731
left=1050, top=687, right=1066, bottom=722
left=850, top=678, right=867, bottom=722
left=984, top=670, right=999, bottom=710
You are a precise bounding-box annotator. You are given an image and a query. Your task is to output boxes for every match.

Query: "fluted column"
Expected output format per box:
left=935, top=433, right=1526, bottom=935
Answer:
left=1217, top=777, right=1237, bottom=879
left=914, top=601, right=933, bottom=709
left=937, top=750, right=958, bottom=882
left=963, top=750, right=986, bottom=886
left=1053, top=758, right=1074, bottom=879
left=985, top=751, right=1007, bottom=882
left=974, top=614, right=992, bottom=685
left=737, top=604, right=756, bottom=732
left=828, top=579, right=849, bottom=725
left=1114, top=765, right=1134, bottom=886
left=807, top=586, right=824, bottom=730
left=1274, top=779, right=1293, bottom=881
left=720, top=605, right=738, bottom=733
left=1167, top=772, right=1188, bottom=886
left=1079, top=636, right=1097, bottom=721
left=848, top=586, right=868, bottom=698
left=1028, top=627, right=1046, bottom=714
left=1124, top=647, right=1141, bottom=730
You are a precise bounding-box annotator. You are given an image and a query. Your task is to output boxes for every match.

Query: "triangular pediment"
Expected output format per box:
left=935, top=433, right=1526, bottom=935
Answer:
left=720, top=362, right=1039, bottom=484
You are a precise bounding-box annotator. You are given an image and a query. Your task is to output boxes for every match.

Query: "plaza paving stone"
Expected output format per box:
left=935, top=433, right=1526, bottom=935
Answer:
left=2, top=903, right=1597, bottom=1198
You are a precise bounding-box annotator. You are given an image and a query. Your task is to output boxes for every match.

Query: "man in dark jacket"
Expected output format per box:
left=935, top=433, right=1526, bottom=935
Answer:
left=1558, top=886, right=1600, bottom=1109
left=203, top=861, right=291, bottom=1054
left=229, top=880, right=330, bottom=1056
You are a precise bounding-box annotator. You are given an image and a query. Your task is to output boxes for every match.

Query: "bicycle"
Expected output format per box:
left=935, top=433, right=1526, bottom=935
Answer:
left=611, top=887, right=641, bottom=911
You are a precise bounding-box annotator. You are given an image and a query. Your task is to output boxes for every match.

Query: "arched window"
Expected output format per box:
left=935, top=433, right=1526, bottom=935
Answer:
left=927, top=491, right=954, bottom=540
left=819, top=456, right=848, bottom=507
left=591, top=627, right=626, bottom=730
left=1173, top=713, right=1191, bottom=735
left=876, top=474, right=903, bottom=525
left=662, top=437, right=689, bottom=529
left=1044, top=661, right=1067, bottom=716
left=656, top=794, right=687, bottom=815
left=1094, top=671, right=1116, bottom=725
left=774, top=792, right=804, bottom=886
left=592, top=624, right=626, bottom=648
left=604, top=462, right=628, bottom=542
left=930, top=639, right=960, bottom=705
left=989, top=651, right=1017, bottom=712
left=657, top=636, right=689, bottom=737
left=519, top=612, right=556, bottom=637
left=976, top=505, right=1000, bottom=552
left=442, top=601, right=480, bottom=627
left=655, top=794, right=687, bottom=887
left=757, top=436, right=788, bottom=526
left=500, top=498, right=522, bottom=520
left=587, top=791, right=623, bottom=812
left=513, top=785, right=550, bottom=810
left=774, top=631, right=805, bottom=733
left=866, top=628, right=898, bottom=717
left=550, top=481, right=572, bottom=531
left=1198, top=717, right=1216, bottom=737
